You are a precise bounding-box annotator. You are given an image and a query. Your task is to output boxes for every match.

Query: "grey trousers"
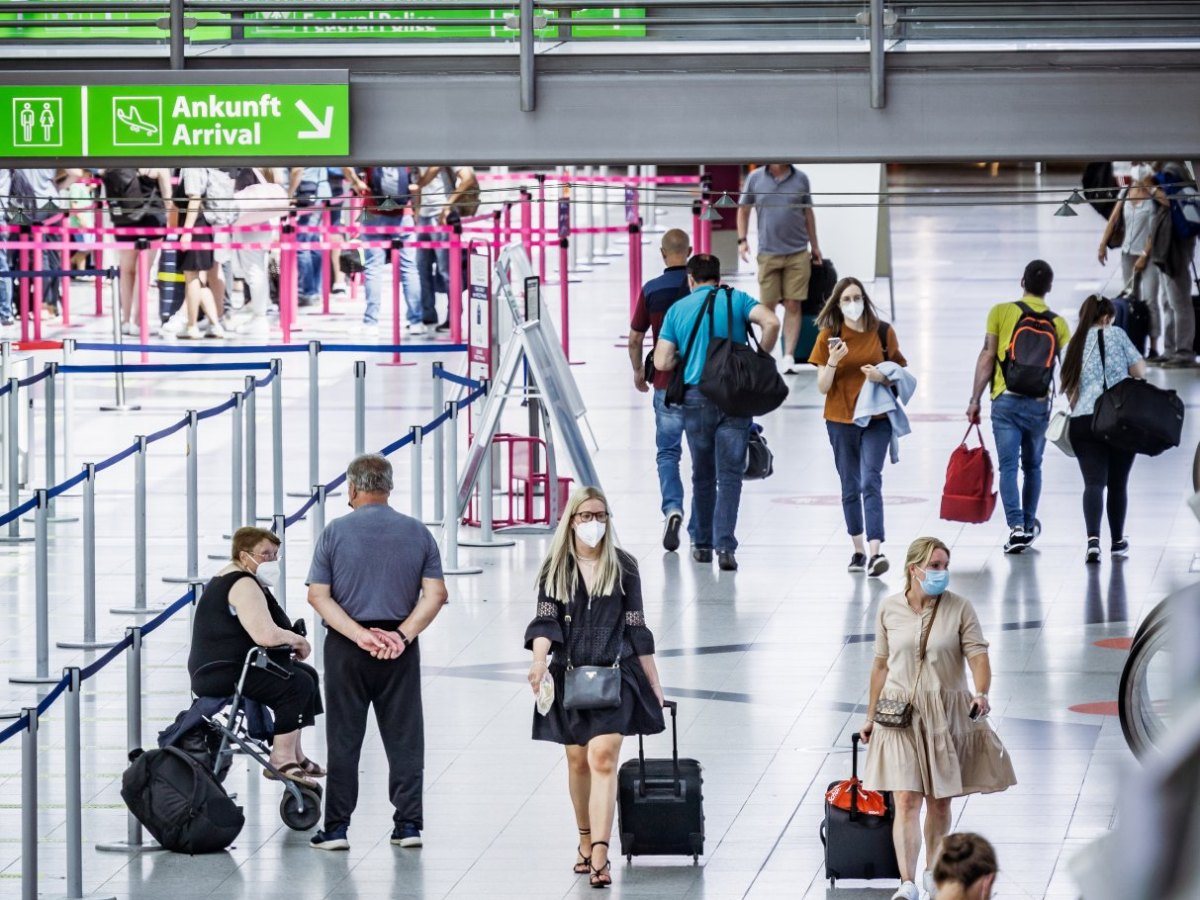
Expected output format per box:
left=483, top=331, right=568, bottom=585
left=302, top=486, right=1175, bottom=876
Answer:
left=1158, top=235, right=1198, bottom=357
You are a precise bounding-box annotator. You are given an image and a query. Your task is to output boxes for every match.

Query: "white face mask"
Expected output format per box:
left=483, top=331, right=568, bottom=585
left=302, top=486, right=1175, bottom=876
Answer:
left=841, top=300, right=864, bottom=323
left=253, top=559, right=281, bottom=588
left=575, top=520, right=606, bottom=549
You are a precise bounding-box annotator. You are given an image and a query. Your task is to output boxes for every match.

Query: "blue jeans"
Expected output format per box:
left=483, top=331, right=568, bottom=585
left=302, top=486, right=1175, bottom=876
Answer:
left=0, top=247, right=12, bottom=322
left=362, top=212, right=421, bottom=326
left=653, top=388, right=686, bottom=518
left=416, top=215, right=448, bottom=324
left=296, top=208, right=323, bottom=298
left=681, top=388, right=749, bottom=552
left=990, top=392, right=1050, bottom=530
left=826, top=418, right=892, bottom=542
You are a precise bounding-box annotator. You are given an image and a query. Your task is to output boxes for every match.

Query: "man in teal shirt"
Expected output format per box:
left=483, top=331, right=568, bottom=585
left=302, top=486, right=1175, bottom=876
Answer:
left=654, top=254, right=780, bottom=571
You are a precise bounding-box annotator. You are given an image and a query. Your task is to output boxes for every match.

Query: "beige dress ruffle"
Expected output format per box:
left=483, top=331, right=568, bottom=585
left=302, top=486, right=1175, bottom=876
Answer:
left=863, top=590, right=1017, bottom=799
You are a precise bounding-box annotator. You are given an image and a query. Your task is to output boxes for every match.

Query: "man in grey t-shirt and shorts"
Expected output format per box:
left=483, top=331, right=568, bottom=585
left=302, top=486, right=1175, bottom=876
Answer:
left=737, top=164, right=823, bottom=373
left=306, top=454, right=448, bottom=851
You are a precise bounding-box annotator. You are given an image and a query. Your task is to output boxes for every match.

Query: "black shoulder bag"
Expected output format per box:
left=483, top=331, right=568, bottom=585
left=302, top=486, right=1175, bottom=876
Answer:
left=663, top=289, right=716, bottom=408
left=1091, top=329, right=1184, bottom=457
left=699, top=286, right=789, bottom=417
left=562, top=595, right=623, bottom=711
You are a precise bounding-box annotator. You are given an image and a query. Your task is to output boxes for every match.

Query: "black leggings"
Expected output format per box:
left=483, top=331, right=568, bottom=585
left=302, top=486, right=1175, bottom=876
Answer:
left=1069, top=416, right=1136, bottom=541
left=192, top=659, right=323, bottom=736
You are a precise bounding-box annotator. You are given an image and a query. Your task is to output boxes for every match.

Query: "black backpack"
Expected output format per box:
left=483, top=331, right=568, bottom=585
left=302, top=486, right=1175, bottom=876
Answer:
left=1002, top=302, right=1060, bottom=398
left=8, top=168, right=57, bottom=223
left=698, top=286, right=789, bottom=417
left=103, top=168, right=162, bottom=226
left=121, top=746, right=244, bottom=854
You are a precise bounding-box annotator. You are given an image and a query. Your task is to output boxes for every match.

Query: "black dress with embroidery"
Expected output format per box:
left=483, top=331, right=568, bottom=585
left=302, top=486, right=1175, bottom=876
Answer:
left=524, top=550, right=666, bottom=745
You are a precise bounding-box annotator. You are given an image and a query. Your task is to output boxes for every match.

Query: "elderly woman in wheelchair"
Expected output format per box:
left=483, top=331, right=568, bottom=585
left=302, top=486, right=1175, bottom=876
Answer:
left=187, top=526, right=324, bottom=790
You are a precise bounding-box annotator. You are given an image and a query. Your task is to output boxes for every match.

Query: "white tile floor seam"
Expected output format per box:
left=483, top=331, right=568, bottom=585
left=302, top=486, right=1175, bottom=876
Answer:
left=2, top=165, right=1194, bottom=898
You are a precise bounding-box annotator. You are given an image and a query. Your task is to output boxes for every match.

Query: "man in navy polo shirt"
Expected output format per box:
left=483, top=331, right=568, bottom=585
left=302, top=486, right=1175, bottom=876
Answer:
left=628, top=229, right=693, bottom=552
left=653, top=254, right=780, bottom=572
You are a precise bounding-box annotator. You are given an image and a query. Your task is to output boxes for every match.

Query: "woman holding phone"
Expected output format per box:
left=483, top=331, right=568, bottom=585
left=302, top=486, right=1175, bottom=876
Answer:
left=809, top=277, right=908, bottom=576
left=860, top=537, right=1015, bottom=900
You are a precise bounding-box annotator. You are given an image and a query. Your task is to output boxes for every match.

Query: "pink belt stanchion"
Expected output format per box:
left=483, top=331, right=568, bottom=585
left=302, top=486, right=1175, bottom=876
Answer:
left=18, top=235, right=31, bottom=343
left=93, top=208, right=104, bottom=317
left=448, top=225, right=463, bottom=344
left=384, top=237, right=413, bottom=367
left=491, top=209, right=503, bottom=264
left=279, top=221, right=296, bottom=344
left=59, top=219, right=71, bottom=327
left=321, top=203, right=333, bottom=315
left=628, top=221, right=642, bottom=320
left=536, top=174, right=547, bottom=283
left=692, top=201, right=703, bottom=256
left=559, top=238, right=572, bottom=362
left=32, top=244, right=44, bottom=342
left=519, top=189, right=533, bottom=262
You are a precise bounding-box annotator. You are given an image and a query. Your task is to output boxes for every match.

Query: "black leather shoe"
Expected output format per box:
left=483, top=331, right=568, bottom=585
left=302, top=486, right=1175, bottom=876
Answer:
left=717, top=551, right=738, bottom=571
left=691, top=547, right=713, bottom=564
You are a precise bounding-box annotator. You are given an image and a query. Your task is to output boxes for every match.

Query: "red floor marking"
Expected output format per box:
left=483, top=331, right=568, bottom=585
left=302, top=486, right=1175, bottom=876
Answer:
left=1070, top=701, right=1120, bottom=716
left=1094, top=637, right=1133, bottom=650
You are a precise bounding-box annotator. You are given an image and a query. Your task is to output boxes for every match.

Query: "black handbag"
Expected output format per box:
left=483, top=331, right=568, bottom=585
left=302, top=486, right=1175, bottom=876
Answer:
left=1091, top=330, right=1184, bottom=457
left=561, top=600, right=623, bottom=711
left=744, top=424, right=774, bottom=480
left=663, top=290, right=713, bottom=408
left=699, top=287, right=789, bottom=417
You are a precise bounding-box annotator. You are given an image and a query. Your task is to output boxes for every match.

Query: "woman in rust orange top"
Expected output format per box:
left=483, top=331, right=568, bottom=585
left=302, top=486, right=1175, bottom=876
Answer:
left=809, top=277, right=907, bottom=577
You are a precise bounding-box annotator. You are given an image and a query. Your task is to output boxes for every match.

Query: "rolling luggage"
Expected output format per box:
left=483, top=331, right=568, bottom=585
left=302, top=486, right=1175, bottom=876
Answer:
left=617, top=700, right=704, bottom=863
left=820, top=732, right=900, bottom=887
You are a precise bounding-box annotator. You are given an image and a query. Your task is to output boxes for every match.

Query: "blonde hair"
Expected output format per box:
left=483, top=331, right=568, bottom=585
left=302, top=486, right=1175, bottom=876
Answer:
left=903, top=536, right=951, bottom=595
left=536, top=486, right=622, bottom=602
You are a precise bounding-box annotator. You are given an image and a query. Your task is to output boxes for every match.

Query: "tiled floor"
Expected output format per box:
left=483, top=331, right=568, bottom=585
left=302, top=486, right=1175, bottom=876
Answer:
left=2, top=165, right=1196, bottom=899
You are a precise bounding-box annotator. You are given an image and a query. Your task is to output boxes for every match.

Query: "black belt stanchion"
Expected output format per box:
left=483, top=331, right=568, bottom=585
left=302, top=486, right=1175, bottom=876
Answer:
left=11, top=489, right=61, bottom=684
left=57, top=463, right=119, bottom=649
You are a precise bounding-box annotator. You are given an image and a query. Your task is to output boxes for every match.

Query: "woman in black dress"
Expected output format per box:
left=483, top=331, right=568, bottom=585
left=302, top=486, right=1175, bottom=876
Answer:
left=188, top=526, right=324, bottom=788
left=525, top=487, right=666, bottom=888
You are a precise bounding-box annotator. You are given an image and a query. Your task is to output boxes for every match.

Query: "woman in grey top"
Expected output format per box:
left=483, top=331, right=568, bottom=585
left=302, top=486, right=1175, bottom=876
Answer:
left=1059, top=295, right=1146, bottom=563
left=1099, top=164, right=1162, bottom=359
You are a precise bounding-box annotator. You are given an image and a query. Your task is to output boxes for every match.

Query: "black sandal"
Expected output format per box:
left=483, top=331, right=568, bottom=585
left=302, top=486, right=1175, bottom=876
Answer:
left=589, top=841, right=612, bottom=889
left=573, top=828, right=591, bottom=875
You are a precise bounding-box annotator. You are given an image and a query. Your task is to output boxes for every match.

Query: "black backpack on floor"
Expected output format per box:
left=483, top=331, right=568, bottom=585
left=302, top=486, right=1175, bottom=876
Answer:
left=121, top=746, right=244, bottom=854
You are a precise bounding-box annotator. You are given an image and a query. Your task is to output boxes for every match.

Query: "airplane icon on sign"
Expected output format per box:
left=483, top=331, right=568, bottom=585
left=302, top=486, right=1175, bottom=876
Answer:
left=116, top=106, right=159, bottom=137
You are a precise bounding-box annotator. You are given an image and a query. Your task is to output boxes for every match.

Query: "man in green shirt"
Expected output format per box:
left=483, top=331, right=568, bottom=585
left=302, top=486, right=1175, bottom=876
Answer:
left=966, top=260, right=1071, bottom=554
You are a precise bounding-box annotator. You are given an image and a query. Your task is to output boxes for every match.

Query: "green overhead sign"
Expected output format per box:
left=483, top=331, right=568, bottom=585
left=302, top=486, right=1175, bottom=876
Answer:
left=0, top=82, right=348, bottom=159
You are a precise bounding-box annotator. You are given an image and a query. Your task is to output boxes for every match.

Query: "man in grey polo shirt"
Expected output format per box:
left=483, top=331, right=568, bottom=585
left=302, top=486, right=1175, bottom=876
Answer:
left=736, top=164, right=823, bottom=373
left=306, top=453, right=448, bottom=852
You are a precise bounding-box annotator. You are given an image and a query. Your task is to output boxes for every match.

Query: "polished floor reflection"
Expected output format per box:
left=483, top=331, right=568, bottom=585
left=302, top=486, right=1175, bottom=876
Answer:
left=1, top=165, right=1196, bottom=899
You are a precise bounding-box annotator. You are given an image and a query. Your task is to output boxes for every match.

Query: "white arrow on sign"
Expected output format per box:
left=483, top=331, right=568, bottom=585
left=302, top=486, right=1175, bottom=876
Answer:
left=295, top=100, right=333, bottom=140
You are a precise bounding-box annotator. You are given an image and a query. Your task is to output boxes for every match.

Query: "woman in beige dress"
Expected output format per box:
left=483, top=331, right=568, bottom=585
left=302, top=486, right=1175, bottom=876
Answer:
left=861, top=537, right=1016, bottom=900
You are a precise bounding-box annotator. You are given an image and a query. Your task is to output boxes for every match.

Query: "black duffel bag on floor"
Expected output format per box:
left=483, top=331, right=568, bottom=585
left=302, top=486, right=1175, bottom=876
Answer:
left=121, top=746, right=245, bottom=854
left=1092, top=331, right=1184, bottom=457
left=699, top=286, right=788, bottom=418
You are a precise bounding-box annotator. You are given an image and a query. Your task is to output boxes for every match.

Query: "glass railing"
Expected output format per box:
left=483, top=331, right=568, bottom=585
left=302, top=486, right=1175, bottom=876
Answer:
left=1, top=0, right=1199, bottom=45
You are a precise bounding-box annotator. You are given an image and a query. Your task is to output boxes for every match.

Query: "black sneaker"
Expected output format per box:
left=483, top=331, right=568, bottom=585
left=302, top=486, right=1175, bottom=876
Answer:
left=1111, top=537, right=1130, bottom=558
left=691, top=547, right=713, bottom=564
left=1085, top=538, right=1101, bottom=565
left=391, top=821, right=422, bottom=848
left=435, top=320, right=451, bottom=333
left=847, top=552, right=868, bottom=572
left=1003, top=527, right=1031, bottom=554
left=1026, top=518, right=1042, bottom=544
left=311, top=825, right=350, bottom=851
left=662, top=511, right=683, bottom=553
left=867, top=554, right=889, bottom=577
left=717, top=550, right=738, bottom=571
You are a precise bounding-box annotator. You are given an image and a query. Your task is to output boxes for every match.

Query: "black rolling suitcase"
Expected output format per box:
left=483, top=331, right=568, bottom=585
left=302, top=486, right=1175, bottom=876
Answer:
left=617, top=700, right=704, bottom=863
left=820, top=732, right=900, bottom=887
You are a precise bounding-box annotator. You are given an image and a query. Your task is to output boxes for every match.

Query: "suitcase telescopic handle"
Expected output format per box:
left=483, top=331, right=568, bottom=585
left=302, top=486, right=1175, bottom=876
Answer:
left=849, top=732, right=862, bottom=819
left=637, top=699, right=681, bottom=797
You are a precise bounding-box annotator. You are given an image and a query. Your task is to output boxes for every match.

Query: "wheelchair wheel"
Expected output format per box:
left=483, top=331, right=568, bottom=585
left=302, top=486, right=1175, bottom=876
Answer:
left=280, top=785, right=322, bottom=831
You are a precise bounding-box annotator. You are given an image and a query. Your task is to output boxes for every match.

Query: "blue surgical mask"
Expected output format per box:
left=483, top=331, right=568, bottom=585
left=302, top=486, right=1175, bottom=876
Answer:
left=919, top=567, right=949, bottom=596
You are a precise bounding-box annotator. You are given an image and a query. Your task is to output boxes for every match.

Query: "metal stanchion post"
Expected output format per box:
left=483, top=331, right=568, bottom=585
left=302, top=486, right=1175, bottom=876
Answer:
left=1, top=340, right=9, bottom=489
left=64, top=668, right=115, bottom=898
left=97, top=628, right=162, bottom=854
left=430, top=363, right=445, bottom=524
left=312, top=483, right=326, bottom=547
left=59, top=464, right=118, bottom=649
left=112, top=438, right=160, bottom=615
left=460, top=382, right=513, bottom=550
left=439, top=401, right=481, bottom=576
left=34, top=363, right=78, bottom=523
left=245, top=375, right=260, bottom=524
left=409, top=425, right=423, bottom=521
left=62, top=337, right=74, bottom=473
left=0, top=377, right=30, bottom=543
left=11, top=489, right=60, bottom=684
left=272, top=359, right=284, bottom=521
left=272, top=513, right=288, bottom=608
left=582, top=166, right=600, bottom=266
left=101, top=267, right=139, bottom=410
left=163, top=411, right=200, bottom=584
left=354, top=360, right=366, bottom=456
left=290, top=341, right=321, bottom=497
left=211, top=391, right=243, bottom=557
left=21, top=709, right=37, bottom=900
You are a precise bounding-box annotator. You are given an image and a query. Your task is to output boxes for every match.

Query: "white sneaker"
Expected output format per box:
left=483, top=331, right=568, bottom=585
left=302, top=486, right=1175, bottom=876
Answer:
left=331, top=282, right=348, bottom=296
left=205, top=323, right=227, bottom=339
left=922, top=869, right=938, bottom=899
left=121, top=321, right=139, bottom=337
left=178, top=325, right=204, bottom=340
left=405, top=322, right=427, bottom=335
left=350, top=322, right=380, bottom=337
left=891, top=882, right=920, bottom=900
left=160, top=311, right=186, bottom=336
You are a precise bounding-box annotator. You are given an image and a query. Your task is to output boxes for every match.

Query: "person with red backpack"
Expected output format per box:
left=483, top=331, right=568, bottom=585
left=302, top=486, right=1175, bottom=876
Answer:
left=966, top=260, right=1071, bottom=554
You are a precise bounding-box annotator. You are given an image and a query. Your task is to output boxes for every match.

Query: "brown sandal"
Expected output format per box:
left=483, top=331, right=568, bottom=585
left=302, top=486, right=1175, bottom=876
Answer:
left=298, top=757, right=326, bottom=778
left=264, top=762, right=321, bottom=791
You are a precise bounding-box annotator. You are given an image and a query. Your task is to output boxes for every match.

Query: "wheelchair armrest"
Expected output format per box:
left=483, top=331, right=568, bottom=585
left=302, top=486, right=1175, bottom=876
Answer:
left=248, top=645, right=294, bottom=680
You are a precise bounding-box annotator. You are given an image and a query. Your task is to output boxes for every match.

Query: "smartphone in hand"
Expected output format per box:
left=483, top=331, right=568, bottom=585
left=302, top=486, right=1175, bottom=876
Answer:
left=968, top=702, right=981, bottom=720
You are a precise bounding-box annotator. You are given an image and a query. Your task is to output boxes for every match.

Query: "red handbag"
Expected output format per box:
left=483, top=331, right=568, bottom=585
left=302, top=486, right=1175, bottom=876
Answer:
left=825, top=776, right=889, bottom=817
left=940, top=424, right=997, bottom=524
